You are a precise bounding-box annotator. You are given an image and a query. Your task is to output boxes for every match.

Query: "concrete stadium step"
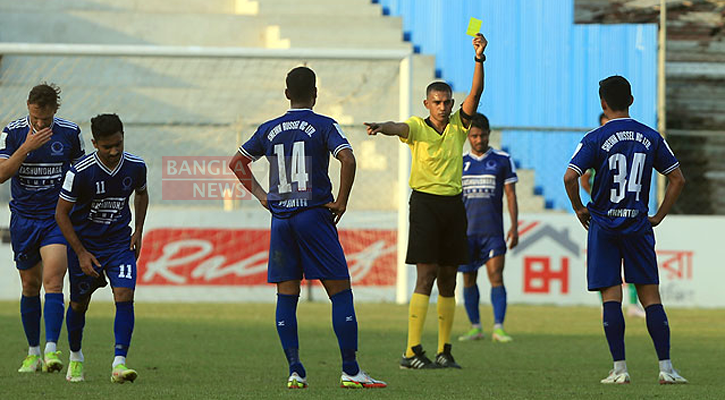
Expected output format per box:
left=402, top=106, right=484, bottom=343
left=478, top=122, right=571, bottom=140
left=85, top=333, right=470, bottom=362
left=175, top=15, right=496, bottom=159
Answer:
left=0, top=0, right=384, bottom=17
left=0, top=10, right=407, bottom=50
left=510, top=194, right=546, bottom=213
left=0, top=0, right=238, bottom=14
left=271, top=17, right=408, bottom=49
left=513, top=169, right=546, bottom=213
left=248, top=0, right=399, bottom=48
left=0, top=11, right=269, bottom=47
left=254, top=0, right=383, bottom=17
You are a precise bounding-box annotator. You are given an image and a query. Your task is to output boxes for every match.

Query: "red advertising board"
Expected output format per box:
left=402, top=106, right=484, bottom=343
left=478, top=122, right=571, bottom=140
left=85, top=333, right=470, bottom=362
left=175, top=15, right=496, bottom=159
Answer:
left=137, top=228, right=397, bottom=286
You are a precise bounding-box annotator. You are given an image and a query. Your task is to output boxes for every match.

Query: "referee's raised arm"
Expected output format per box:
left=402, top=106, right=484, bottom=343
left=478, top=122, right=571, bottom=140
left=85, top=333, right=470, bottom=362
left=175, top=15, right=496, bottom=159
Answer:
left=461, top=33, right=488, bottom=128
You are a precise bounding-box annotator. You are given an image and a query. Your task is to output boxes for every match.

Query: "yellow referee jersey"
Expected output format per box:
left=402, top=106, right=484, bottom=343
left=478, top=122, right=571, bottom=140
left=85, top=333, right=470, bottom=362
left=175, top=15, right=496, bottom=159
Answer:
left=400, top=109, right=469, bottom=196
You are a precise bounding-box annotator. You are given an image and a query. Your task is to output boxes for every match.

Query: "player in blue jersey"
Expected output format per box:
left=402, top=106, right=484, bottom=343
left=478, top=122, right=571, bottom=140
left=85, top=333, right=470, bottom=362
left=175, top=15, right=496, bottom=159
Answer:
left=457, top=113, right=519, bottom=343
left=230, top=66, right=386, bottom=389
left=55, top=114, right=148, bottom=383
left=564, top=76, right=687, bottom=385
left=0, top=84, right=85, bottom=373
left=583, top=113, right=646, bottom=319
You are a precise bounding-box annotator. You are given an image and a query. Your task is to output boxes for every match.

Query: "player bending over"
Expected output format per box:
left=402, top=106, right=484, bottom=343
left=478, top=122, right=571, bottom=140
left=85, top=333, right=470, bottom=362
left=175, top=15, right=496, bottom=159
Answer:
left=56, top=114, right=148, bottom=383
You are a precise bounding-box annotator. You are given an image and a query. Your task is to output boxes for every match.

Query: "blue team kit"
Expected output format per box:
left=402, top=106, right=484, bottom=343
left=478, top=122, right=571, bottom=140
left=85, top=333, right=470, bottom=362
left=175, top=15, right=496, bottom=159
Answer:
left=459, top=149, right=518, bottom=272
left=239, top=109, right=352, bottom=283
left=1, top=117, right=85, bottom=269
left=568, top=118, right=679, bottom=290
left=60, top=152, right=147, bottom=300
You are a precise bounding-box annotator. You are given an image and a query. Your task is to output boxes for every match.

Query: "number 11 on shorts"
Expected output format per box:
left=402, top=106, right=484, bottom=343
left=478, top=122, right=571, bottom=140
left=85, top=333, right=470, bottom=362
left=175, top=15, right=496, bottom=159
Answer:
left=119, top=264, right=133, bottom=279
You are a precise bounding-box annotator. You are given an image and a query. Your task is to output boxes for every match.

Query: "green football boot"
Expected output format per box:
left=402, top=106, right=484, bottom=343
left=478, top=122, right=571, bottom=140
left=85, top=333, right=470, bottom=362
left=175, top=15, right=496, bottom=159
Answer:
left=458, top=327, right=484, bottom=341
left=66, top=361, right=85, bottom=382
left=111, top=364, right=138, bottom=384
left=492, top=328, right=513, bottom=343
left=18, top=354, right=43, bottom=373
left=43, top=351, right=64, bottom=373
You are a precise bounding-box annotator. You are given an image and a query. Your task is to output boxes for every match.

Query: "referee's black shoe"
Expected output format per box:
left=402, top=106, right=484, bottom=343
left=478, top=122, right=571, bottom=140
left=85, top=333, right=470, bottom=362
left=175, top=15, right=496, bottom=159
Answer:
left=400, top=345, right=439, bottom=369
left=435, top=344, right=462, bottom=369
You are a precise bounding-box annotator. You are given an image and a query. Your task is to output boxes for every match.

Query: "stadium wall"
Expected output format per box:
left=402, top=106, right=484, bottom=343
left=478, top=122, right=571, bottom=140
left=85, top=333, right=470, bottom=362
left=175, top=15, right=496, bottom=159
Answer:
left=0, top=208, right=721, bottom=308
left=376, top=0, right=658, bottom=211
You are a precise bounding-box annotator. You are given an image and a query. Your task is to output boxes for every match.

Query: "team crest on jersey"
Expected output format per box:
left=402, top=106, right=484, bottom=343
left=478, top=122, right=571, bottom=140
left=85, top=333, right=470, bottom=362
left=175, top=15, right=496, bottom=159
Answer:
left=122, top=176, right=133, bottom=191
left=50, top=141, right=64, bottom=155
left=485, top=160, right=497, bottom=170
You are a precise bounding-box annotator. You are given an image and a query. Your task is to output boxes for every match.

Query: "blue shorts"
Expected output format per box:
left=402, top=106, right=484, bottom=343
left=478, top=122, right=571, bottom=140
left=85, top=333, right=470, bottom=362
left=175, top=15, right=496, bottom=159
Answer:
left=68, top=245, right=137, bottom=302
left=458, top=234, right=507, bottom=273
left=268, top=207, right=349, bottom=283
left=587, top=220, right=659, bottom=291
left=10, top=213, right=67, bottom=270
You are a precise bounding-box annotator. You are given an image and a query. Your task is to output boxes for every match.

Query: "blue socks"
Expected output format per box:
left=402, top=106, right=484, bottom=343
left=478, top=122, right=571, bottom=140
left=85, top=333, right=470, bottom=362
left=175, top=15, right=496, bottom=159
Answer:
left=602, top=301, right=626, bottom=361
left=114, top=301, right=135, bottom=357
left=463, top=285, right=507, bottom=327
left=44, top=293, right=64, bottom=344
left=645, top=304, right=671, bottom=361
left=277, top=290, right=360, bottom=377
left=602, top=302, right=671, bottom=362
left=276, top=293, right=305, bottom=377
left=20, top=295, right=41, bottom=347
left=491, top=285, right=507, bottom=325
left=66, top=305, right=85, bottom=352
left=463, top=285, right=480, bottom=325
left=62, top=300, right=138, bottom=358
left=331, top=289, right=359, bottom=376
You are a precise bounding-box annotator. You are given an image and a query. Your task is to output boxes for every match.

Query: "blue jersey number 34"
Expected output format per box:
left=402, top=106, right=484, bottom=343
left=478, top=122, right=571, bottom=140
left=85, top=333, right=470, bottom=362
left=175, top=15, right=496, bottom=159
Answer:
left=608, top=152, right=646, bottom=203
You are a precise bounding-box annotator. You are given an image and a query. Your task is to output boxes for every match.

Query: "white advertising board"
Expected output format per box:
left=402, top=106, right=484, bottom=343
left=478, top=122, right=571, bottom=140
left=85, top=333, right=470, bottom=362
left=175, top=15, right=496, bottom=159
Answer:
left=0, top=208, right=722, bottom=307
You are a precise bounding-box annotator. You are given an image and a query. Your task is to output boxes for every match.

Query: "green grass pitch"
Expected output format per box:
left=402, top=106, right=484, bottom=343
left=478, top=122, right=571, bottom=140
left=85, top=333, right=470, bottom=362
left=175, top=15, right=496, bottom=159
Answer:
left=1, top=301, right=723, bottom=399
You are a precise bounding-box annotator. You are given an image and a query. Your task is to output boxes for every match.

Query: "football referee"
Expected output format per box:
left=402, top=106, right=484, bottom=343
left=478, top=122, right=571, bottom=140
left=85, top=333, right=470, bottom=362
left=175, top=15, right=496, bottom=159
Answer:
left=365, top=33, right=488, bottom=369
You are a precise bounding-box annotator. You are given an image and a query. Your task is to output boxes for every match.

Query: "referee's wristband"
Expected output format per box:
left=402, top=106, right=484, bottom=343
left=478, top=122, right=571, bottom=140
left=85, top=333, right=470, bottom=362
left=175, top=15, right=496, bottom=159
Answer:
left=475, top=55, right=486, bottom=63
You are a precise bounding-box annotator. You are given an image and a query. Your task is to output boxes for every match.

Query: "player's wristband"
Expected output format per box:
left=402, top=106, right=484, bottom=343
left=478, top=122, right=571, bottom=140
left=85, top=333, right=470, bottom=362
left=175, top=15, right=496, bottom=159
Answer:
left=475, top=55, right=486, bottom=63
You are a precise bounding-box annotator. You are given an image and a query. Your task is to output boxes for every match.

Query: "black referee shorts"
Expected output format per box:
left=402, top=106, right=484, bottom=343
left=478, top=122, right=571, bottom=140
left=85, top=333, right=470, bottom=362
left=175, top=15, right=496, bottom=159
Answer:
left=405, top=190, right=469, bottom=266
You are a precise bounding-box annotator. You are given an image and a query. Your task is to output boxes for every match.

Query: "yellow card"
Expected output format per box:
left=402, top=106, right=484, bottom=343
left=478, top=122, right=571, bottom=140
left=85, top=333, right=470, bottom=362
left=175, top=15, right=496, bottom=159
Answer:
left=466, top=17, right=482, bottom=37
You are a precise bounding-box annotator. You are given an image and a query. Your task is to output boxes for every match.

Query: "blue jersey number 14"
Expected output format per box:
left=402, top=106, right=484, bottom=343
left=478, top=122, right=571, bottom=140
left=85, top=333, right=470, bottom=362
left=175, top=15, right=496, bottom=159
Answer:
left=273, top=141, right=309, bottom=194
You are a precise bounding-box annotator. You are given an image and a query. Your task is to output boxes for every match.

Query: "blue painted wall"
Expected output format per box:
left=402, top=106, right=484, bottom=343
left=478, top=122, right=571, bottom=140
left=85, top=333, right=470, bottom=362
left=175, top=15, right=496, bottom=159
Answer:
left=377, top=0, right=659, bottom=211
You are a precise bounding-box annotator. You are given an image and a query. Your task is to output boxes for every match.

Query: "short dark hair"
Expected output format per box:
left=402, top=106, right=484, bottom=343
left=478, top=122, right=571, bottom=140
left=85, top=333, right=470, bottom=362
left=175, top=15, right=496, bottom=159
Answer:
left=91, top=113, right=124, bottom=140
left=28, top=83, right=61, bottom=109
left=598, top=75, right=632, bottom=111
left=470, top=113, right=490, bottom=132
left=426, top=81, right=452, bottom=98
left=286, top=67, right=316, bottom=101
